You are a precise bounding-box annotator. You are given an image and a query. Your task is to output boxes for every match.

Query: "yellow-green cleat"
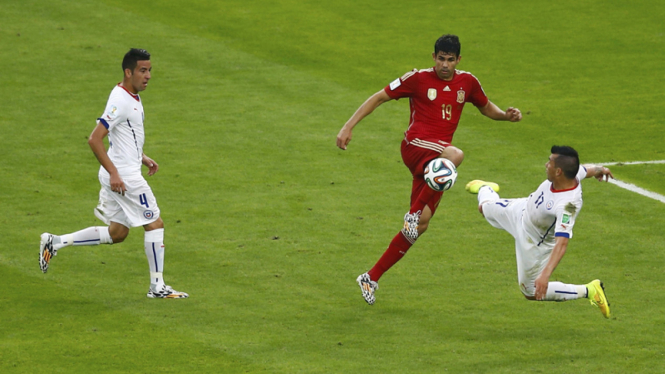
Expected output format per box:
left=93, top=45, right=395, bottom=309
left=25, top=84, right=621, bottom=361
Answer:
left=465, top=180, right=500, bottom=194
left=586, top=279, right=611, bottom=318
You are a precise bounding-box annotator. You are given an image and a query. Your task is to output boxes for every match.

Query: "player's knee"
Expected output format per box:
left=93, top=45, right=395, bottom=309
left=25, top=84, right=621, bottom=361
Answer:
left=110, top=230, right=128, bottom=243
left=440, top=146, right=464, bottom=167
left=144, top=217, right=164, bottom=231
left=108, top=223, right=129, bottom=243
left=522, top=291, right=537, bottom=301
left=417, top=222, right=429, bottom=235
left=478, top=204, right=484, bottom=215
left=520, top=285, right=536, bottom=300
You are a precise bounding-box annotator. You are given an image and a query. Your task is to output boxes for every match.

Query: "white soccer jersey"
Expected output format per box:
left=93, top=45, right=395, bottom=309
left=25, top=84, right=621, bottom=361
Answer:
left=96, top=84, right=145, bottom=178
left=522, top=166, right=587, bottom=247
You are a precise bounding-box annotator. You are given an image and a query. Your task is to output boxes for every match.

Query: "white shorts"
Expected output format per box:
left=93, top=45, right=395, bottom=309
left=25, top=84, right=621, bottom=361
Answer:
left=481, top=198, right=553, bottom=297
left=94, top=174, right=160, bottom=228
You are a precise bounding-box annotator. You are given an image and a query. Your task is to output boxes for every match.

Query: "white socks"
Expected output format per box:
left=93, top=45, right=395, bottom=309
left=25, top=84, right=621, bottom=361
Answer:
left=543, top=281, right=587, bottom=301
left=144, top=228, right=165, bottom=290
left=53, top=226, right=112, bottom=250
left=478, top=185, right=500, bottom=206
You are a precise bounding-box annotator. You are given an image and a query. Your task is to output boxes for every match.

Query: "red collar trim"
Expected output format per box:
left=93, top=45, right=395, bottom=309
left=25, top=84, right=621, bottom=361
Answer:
left=117, top=83, right=140, bottom=102
left=550, top=180, right=579, bottom=193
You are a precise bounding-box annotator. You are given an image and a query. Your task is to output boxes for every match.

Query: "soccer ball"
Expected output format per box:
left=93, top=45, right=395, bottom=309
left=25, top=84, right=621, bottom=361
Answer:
left=424, top=158, right=457, bottom=191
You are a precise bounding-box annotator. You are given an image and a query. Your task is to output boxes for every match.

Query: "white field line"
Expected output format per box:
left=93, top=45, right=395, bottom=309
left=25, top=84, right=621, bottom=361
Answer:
left=597, top=160, right=665, bottom=204
left=600, top=160, right=665, bottom=166
left=607, top=179, right=665, bottom=204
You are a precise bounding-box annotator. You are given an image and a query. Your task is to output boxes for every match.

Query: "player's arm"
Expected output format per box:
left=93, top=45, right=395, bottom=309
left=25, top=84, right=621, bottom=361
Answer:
left=336, top=89, right=393, bottom=150
left=534, top=236, right=569, bottom=300
left=142, top=153, right=159, bottom=176
left=88, top=123, right=126, bottom=194
left=582, top=164, right=614, bottom=182
left=477, top=100, right=522, bottom=122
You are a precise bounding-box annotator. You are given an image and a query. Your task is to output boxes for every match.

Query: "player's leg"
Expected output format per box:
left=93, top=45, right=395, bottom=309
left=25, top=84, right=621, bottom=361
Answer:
left=39, top=225, right=124, bottom=273
left=143, top=217, right=166, bottom=291
left=143, top=217, right=188, bottom=299
left=356, top=141, right=442, bottom=304
left=516, top=238, right=597, bottom=304
left=438, top=145, right=464, bottom=167
left=51, top=226, right=115, bottom=250
left=39, top=187, right=129, bottom=273
left=400, top=140, right=448, bottom=239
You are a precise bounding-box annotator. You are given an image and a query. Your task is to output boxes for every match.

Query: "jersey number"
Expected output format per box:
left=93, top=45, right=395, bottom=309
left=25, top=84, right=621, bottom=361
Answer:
left=140, top=193, right=150, bottom=208
left=534, top=191, right=544, bottom=209
left=442, top=104, right=452, bottom=120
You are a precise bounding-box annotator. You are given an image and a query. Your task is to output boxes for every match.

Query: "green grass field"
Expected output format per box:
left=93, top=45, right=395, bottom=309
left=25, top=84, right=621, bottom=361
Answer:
left=1, top=0, right=664, bottom=372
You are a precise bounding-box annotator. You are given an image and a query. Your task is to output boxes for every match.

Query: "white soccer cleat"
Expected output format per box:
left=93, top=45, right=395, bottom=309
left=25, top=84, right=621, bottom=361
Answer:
left=403, top=211, right=420, bottom=240
left=147, top=284, right=189, bottom=299
left=39, top=233, right=57, bottom=273
left=357, top=273, right=379, bottom=305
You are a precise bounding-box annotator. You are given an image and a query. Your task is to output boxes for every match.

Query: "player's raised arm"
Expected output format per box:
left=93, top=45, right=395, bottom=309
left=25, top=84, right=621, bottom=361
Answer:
left=336, top=89, right=393, bottom=150
left=477, top=100, right=522, bottom=122
left=582, top=164, right=614, bottom=182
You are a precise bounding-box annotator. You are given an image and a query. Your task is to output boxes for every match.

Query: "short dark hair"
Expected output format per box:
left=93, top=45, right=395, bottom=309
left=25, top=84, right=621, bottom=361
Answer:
left=434, top=34, right=461, bottom=57
left=551, top=145, right=580, bottom=179
left=122, top=48, right=151, bottom=73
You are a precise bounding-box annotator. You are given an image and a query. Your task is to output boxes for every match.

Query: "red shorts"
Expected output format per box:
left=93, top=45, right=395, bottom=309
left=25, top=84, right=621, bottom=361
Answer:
left=400, top=138, right=449, bottom=215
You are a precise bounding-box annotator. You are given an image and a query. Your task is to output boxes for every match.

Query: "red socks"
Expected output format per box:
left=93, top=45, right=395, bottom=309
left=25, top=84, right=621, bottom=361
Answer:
left=368, top=230, right=414, bottom=281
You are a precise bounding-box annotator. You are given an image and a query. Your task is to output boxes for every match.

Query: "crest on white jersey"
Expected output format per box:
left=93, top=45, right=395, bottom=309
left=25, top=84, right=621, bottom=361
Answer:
left=443, top=86, right=451, bottom=92
left=427, top=88, right=437, bottom=101
left=389, top=78, right=401, bottom=90
left=456, top=90, right=465, bottom=103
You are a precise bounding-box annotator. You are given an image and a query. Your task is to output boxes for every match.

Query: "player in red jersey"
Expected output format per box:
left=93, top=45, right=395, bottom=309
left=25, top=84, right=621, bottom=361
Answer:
left=337, top=34, right=522, bottom=305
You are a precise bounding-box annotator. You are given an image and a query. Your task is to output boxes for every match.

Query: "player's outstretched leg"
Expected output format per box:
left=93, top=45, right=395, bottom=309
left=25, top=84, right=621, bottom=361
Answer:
left=357, top=273, right=379, bottom=305
left=403, top=211, right=420, bottom=240
left=147, top=285, right=189, bottom=299
left=465, top=180, right=500, bottom=194
left=39, top=233, right=57, bottom=273
left=586, top=279, right=611, bottom=318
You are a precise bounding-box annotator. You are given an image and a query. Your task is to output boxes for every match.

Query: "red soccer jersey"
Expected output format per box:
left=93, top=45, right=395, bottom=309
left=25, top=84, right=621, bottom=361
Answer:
left=384, top=68, right=489, bottom=143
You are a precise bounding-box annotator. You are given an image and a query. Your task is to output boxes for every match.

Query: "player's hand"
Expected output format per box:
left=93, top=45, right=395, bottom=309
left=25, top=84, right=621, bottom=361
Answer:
left=143, top=155, right=159, bottom=176
left=596, top=166, right=614, bottom=182
left=110, top=173, right=127, bottom=196
left=506, top=107, right=522, bottom=122
left=336, top=126, right=353, bottom=150
left=534, top=274, right=549, bottom=300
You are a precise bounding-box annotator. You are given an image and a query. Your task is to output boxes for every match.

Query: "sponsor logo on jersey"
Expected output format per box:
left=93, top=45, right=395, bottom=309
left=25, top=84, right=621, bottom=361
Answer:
left=562, top=213, right=571, bottom=224
left=427, top=88, right=437, bottom=101
left=144, top=210, right=154, bottom=219
left=456, top=90, right=465, bottom=103
left=389, top=78, right=401, bottom=90
left=443, top=86, right=451, bottom=92
left=546, top=200, right=554, bottom=210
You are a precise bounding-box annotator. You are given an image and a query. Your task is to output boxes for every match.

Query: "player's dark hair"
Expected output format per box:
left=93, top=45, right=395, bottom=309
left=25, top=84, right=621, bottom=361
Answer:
left=551, top=145, right=580, bottom=179
left=122, top=48, right=151, bottom=73
left=434, top=34, right=461, bottom=57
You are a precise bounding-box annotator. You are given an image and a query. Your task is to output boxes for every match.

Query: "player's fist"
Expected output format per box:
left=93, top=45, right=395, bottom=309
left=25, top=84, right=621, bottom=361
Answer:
left=336, top=127, right=353, bottom=150
left=506, top=107, right=522, bottom=122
